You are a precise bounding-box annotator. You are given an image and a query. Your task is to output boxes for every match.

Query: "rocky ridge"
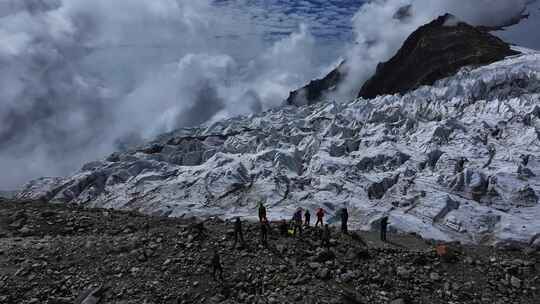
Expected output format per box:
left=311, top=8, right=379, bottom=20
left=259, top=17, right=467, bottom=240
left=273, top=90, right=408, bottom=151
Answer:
left=286, top=14, right=518, bottom=106
left=358, top=14, right=519, bottom=99
left=286, top=61, right=345, bottom=107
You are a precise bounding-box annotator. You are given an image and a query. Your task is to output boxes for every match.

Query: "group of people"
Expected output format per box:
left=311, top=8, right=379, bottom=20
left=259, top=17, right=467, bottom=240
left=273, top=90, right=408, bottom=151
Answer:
left=233, top=201, right=390, bottom=247
left=213, top=201, right=391, bottom=280
left=288, top=206, right=349, bottom=234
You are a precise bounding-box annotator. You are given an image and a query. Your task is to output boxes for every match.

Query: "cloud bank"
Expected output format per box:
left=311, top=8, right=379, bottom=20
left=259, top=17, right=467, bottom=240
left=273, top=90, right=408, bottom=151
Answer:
left=0, top=0, right=329, bottom=189
left=0, top=0, right=538, bottom=189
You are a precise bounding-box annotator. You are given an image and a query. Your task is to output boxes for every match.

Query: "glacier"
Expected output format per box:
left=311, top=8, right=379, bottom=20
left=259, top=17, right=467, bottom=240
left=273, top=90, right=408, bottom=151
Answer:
left=17, top=49, right=540, bottom=247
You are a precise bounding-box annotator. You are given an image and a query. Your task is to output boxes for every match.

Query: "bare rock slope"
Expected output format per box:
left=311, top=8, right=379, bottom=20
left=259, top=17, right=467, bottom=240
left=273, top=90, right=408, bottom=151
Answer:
left=287, top=14, right=518, bottom=106
left=286, top=61, right=345, bottom=106
left=358, top=14, right=519, bottom=99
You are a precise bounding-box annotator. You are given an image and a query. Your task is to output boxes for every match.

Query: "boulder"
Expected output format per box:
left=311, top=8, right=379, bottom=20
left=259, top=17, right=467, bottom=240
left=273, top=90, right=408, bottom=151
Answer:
left=75, top=285, right=106, bottom=304
left=396, top=266, right=412, bottom=279
left=356, top=152, right=410, bottom=172
left=430, top=272, right=441, bottom=281
left=449, top=169, right=489, bottom=200
left=367, top=175, right=400, bottom=200
left=510, top=276, right=522, bottom=289
left=425, top=149, right=445, bottom=170
left=511, top=185, right=538, bottom=207
left=317, top=268, right=331, bottom=280
left=313, top=250, right=336, bottom=263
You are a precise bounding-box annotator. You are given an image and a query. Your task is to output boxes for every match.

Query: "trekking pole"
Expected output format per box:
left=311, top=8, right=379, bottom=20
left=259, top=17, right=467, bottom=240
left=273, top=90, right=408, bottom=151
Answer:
left=261, top=275, right=264, bottom=297
left=461, top=260, right=465, bottom=286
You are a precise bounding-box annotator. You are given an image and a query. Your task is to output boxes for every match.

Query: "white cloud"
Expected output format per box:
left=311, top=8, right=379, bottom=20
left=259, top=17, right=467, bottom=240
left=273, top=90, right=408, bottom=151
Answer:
left=0, top=0, right=327, bottom=189
left=0, top=0, right=538, bottom=189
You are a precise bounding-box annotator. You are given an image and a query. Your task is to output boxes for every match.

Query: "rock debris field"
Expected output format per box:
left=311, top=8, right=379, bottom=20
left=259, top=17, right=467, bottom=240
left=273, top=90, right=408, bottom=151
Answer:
left=0, top=200, right=539, bottom=304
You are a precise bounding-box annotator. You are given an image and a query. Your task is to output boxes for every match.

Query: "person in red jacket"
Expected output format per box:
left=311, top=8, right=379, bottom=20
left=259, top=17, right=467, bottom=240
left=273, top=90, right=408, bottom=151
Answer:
left=315, top=208, right=325, bottom=227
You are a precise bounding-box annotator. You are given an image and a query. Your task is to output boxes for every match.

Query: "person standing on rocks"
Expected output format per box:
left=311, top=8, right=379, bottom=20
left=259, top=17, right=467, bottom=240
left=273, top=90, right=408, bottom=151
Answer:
left=315, top=208, right=325, bottom=227
left=258, top=200, right=267, bottom=223
left=380, top=216, right=389, bottom=242
left=321, top=224, right=331, bottom=249
left=304, top=209, right=311, bottom=227
left=211, top=251, right=224, bottom=280
left=279, top=219, right=289, bottom=237
left=231, top=217, right=245, bottom=249
left=260, top=219, right=269, bottom=246
left=292, top=208, right=303, bottom=236
left=340, top=208, right=349, bottom=234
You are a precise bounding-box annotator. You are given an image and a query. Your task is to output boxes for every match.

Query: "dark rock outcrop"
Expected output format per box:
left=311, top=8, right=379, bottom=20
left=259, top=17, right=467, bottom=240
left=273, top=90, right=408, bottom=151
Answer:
left=358, top=14, right=519, bottom=99
left=286, top=61, right=345, bottom=106
left=287, top=14, right=519, bottom=105
left=367, top=174, right=400, bottom=200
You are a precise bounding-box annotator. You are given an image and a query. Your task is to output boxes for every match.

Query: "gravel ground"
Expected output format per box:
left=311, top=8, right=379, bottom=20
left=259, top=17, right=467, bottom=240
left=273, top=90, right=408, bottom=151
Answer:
left=0, top=199, right=539, bottom=304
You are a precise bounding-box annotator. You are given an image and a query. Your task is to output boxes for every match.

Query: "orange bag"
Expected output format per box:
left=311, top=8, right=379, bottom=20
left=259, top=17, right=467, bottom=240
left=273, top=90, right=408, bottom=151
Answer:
left=436, top=244, right=448, bottom=257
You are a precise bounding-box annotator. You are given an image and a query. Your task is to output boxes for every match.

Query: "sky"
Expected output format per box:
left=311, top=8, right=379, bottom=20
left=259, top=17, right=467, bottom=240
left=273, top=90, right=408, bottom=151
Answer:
left=0, top=0, right=539, bottom=190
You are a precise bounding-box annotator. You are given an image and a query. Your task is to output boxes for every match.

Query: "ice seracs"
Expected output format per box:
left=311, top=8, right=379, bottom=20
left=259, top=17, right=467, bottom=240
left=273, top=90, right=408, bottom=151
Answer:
left=17, top=49, right=540, bottom=247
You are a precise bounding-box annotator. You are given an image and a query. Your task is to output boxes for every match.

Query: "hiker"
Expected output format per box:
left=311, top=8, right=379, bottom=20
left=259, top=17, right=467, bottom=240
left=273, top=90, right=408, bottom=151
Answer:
left=231, top=217, right=245, bottom=249
left=258, top=200, right=267, bottom=223
left=304, top=209, right=311, bottom=227
left=211, top=251, right=224, bottom=280
left=292, top=208, right=303, bottom=236
left=321, top=224, right=331, bottom=249
left=260, top=219, right=268, bottom=246
left=315, top=208, right=325, bottom=227
left=340, top=208, right=349, bottom=234
left=380, top=216, right=389, bottom=242
left=279, top=219, right=289, bottom=237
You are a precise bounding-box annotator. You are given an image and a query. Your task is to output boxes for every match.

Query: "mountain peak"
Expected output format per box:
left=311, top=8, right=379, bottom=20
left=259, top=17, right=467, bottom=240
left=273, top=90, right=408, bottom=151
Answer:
left=286, top=15, right=519, bottom=106
left=358, top=14, right=519, bottom=99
